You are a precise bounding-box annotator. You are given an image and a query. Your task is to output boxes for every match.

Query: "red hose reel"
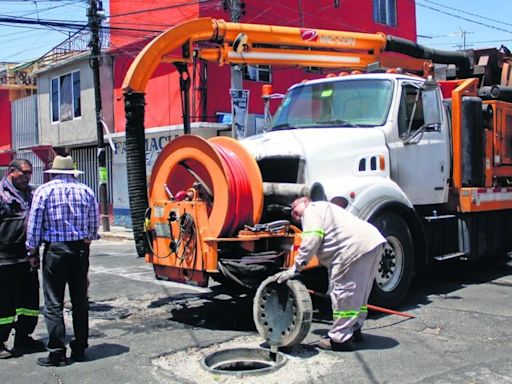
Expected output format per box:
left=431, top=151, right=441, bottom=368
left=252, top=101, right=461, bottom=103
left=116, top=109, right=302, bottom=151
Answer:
left=149, top=135, right=263, bottom=237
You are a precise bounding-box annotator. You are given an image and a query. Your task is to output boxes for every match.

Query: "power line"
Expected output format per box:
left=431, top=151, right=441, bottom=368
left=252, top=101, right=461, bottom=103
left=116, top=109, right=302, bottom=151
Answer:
left=0, top=15, right=172, bottom=33
left=0, top=0, right=83, bottom=2
left=247, top=0, right=370, bottom=33
left=420, top=38, right=512, bottom=47
left=0, top=16, right=85, bottom=29
left=108, top=0, right=216, bottom=19
left=421, top=0, right=512, bottom=28
left=416, top=0, right=512, bottom=35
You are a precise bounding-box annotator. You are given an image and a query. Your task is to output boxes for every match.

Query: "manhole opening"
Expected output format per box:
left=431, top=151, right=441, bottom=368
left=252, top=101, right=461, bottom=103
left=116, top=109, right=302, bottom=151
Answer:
left=201, top=347, right=287, bottom=376
left=214, top=361, right=271, bottom=371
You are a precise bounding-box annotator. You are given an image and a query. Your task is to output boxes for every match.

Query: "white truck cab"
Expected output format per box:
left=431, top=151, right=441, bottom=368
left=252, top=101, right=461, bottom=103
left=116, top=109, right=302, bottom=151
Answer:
left=242, top=73, right=451, bottom=211
left=241, top=73, right=452, bottom=306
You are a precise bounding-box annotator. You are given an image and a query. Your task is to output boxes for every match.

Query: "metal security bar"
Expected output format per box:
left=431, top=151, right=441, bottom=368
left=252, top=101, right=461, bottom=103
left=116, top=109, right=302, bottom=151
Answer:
left=70, top=146, right=113, bottom=203
left=12, top=95, right=38, bottom=150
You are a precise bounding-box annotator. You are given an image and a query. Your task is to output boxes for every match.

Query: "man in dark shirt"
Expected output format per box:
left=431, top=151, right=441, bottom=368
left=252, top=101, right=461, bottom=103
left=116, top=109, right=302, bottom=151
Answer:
left=0, top=159, right=44, bottom=359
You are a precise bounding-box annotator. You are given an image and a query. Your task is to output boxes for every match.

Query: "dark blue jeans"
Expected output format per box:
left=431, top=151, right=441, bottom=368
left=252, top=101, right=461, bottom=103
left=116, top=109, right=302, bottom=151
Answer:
left=42, top=240, right=89, bottom=356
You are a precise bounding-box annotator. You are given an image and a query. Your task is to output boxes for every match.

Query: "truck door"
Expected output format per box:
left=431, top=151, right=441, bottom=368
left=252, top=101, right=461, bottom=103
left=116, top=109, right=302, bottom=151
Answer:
left=391, top=82, right=450, bottom=205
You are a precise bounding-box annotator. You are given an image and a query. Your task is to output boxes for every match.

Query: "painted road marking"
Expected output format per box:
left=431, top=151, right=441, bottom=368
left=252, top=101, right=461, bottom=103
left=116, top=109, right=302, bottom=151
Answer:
left=89, top=265, right=210, bottom=293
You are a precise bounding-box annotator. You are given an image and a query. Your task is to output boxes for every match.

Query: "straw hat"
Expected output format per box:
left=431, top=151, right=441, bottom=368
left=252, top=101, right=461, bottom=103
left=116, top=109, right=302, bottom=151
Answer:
left=44, top=155, right=83, bottom=175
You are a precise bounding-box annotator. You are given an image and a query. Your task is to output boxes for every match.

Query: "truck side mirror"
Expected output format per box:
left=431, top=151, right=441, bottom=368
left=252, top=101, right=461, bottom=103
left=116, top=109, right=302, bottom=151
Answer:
left=421, top=86, right=442, bottom=129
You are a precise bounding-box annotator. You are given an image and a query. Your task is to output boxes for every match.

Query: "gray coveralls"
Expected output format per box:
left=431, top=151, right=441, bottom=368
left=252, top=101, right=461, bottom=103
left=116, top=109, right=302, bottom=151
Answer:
left=293, top=201, right=386, bottom=344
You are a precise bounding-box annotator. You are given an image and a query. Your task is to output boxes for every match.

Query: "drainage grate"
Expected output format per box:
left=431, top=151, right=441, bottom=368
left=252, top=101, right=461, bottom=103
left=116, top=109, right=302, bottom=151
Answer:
left=201, top=347, right=287, bottom=376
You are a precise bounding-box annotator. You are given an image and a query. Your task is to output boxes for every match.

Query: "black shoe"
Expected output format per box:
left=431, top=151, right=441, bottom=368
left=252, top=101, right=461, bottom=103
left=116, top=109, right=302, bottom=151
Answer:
left=353, top=329, right=364, bottom=343
left=71, top=349, right=86, bottom=362
left=37, top=354, right=67, bottom=367
left=14, top=337, right=46, bottom=353
left=315, top=337, right=354, bottom=352
left=0, top=345, right=14, bottom=359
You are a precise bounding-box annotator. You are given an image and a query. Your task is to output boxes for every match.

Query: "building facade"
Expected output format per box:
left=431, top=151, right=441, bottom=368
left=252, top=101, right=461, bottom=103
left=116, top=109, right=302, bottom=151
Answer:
left=2, top=0, right=417, bottom=227
left=109, top=0, right=417, bottom=133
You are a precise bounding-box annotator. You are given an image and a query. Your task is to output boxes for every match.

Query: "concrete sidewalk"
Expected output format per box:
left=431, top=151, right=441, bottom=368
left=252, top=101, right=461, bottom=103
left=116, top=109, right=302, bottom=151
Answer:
left=99, top=225, right=134, bottom=241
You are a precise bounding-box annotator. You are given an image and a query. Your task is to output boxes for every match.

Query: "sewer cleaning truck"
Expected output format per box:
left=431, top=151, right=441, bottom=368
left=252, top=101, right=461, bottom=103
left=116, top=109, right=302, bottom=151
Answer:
left=122, top=18, right=512, bottom=307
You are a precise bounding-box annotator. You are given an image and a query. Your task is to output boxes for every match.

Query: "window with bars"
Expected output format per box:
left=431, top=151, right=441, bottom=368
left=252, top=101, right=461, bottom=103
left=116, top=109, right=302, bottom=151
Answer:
left=50, top=70, right=81, bottom=122
left=373, top=0, right=397, bottom=27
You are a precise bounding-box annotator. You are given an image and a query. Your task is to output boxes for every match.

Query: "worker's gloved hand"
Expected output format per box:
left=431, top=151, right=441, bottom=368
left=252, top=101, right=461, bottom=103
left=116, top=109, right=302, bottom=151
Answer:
left=275, top=265, right=298, bottom=284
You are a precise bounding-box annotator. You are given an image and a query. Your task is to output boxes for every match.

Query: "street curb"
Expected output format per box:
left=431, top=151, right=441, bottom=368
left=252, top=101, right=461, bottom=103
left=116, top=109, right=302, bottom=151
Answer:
left=99, top=230, right=134, bottom=241
left=100, top=234, right=134, bottom=241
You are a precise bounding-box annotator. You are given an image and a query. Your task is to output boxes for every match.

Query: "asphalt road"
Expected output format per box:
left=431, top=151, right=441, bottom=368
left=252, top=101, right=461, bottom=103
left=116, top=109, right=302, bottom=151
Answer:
left=2, top=239, right=512, bottom=384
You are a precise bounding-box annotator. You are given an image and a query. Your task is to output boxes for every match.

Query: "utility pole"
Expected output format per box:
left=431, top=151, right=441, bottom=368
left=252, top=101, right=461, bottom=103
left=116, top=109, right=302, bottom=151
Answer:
left=225, top=0, right=245, bottom=138
left=88, top=0, right=110, bottom=231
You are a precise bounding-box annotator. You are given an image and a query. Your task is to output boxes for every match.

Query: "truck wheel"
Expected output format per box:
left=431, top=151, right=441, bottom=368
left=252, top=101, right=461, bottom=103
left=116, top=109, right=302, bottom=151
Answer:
left=370, top=213, right=414, bottom=308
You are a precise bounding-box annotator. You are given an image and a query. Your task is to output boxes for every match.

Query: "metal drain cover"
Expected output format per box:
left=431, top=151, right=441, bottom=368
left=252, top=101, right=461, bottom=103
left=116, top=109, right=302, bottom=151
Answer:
left=253, top=275, right=313, bottom=348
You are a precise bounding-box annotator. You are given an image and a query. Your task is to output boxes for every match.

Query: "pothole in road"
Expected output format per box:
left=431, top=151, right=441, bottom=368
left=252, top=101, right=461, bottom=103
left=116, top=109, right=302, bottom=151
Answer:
left=153, top=335, right=341, bottom=384
left=89, top=302, right=132, bottom=320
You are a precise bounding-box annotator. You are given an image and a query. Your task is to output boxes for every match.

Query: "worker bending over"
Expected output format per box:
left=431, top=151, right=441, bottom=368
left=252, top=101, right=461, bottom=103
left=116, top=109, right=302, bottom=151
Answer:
left=275, top=196, right=386, bottom=351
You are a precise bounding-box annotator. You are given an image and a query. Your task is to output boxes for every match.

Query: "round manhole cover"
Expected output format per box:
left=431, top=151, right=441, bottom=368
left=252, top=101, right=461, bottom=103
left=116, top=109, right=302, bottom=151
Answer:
left=201, top=347, right=287, bottom=376
left=253, top=276, right=313, bottom=348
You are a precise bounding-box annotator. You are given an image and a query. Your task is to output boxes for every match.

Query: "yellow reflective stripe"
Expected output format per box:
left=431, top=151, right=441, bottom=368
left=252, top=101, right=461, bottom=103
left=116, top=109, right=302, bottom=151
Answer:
left=301, top=229, right=325, bottom=238
left=360, top=306, right=368, bottom=313
left=16, top=308, right=39, bottom=317
left=333, top=310, right=359, bottom=319
left=0, top=316, right=16, bottom=325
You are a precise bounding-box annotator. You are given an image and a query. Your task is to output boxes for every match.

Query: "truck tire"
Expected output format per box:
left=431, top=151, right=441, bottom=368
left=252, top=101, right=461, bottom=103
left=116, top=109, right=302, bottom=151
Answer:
left=370, top=213, right=414, bottom=308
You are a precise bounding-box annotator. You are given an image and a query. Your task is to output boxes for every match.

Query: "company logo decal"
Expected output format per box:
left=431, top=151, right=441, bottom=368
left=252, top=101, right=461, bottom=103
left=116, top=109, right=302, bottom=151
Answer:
left=319, top=35, right=356, bottom=46
left=300, top=29, right=319, bottom=42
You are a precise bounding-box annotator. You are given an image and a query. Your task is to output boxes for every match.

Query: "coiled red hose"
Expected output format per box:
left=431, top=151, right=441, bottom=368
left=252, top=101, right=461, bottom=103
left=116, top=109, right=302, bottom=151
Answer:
left=212, top=143, right=254, bottom=236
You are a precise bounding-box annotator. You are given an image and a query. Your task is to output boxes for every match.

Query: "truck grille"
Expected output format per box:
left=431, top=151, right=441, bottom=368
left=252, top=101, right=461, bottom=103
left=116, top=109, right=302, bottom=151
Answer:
left=257, top=157, right=304, bottom=183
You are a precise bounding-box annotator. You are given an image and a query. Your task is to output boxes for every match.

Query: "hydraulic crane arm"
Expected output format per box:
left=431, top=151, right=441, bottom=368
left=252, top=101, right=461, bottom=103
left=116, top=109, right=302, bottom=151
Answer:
left=123, top=17, right=471, bottom=93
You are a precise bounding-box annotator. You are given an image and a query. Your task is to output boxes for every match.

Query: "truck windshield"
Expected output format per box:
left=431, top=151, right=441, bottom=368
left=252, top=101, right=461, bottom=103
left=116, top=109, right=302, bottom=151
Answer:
left=271, top=79, right=394, bottom=130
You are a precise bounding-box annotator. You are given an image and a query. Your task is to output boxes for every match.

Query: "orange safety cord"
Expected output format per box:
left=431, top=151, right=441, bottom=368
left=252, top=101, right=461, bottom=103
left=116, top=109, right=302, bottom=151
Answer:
left=307, top=289, right=415, bottom=318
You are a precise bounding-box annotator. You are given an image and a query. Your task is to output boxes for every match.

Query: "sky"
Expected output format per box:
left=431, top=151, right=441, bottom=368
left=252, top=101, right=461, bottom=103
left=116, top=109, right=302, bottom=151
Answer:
left=1, top=0, right=512, bottom=63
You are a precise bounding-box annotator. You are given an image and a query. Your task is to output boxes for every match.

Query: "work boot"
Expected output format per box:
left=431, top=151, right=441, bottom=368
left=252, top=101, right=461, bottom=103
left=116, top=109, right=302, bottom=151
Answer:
left=36, top=353, right=67, bottom=367
left=314, top=337, right=354, bottom=352
left=353, top=329, right=364, bottom=343
left=71, top=349, right=86, bottom=362
left=70, top=339, right=87, bottom=361
left=0, top=344, right=14, bottom=359
left=14, top=336, right=46, bottom=353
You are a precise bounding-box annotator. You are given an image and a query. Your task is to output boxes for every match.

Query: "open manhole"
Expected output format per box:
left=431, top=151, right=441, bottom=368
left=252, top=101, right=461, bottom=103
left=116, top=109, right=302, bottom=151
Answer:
left=201, top=347, right=287, bottom=375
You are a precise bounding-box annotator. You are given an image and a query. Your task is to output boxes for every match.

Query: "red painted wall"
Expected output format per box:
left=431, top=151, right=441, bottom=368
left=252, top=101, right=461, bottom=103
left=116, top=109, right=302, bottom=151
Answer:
left=110, top=0, right=417, bottom=131
left=109, top=1, right=201, bottom=50
left=112, top=55, right=201, bottom=132
left=0, top=90, right=12, bottom=160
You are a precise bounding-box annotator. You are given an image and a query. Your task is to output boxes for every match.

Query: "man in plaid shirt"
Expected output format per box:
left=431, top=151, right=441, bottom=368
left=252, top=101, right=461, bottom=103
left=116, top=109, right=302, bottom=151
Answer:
left=26, top=155, right=99, bottom=367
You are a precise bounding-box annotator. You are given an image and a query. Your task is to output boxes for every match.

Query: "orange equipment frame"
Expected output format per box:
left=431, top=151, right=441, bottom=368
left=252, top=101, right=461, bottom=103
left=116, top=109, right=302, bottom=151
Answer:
left=440, top=79, right=512, bottom=212
left=146, top=135, right=317, bottom=286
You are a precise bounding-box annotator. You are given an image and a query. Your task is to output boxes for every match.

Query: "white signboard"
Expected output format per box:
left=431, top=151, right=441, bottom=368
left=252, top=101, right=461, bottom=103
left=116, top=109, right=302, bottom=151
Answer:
left=230, top=89, right=250, bottom=139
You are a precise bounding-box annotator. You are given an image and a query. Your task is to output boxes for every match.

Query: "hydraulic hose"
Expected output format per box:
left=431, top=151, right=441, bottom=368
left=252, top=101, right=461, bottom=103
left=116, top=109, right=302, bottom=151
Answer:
left=124, top=91, right=148, bottom=257
left=385, top=35, right=472, bottom=74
